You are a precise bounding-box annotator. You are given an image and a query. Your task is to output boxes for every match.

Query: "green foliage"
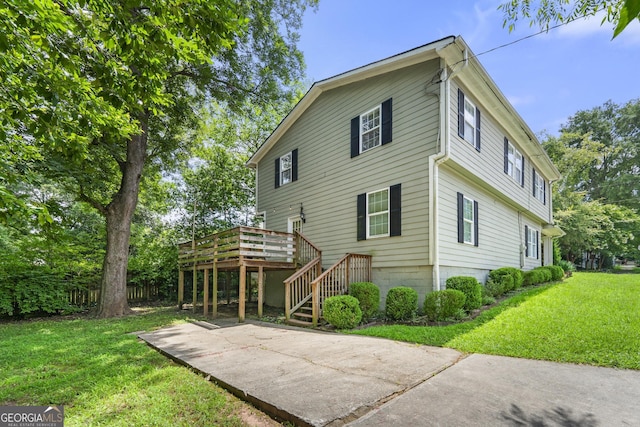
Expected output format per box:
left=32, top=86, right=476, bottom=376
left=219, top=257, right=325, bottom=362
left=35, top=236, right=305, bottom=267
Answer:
left=546, top=265, right=565, bottom=281
left=445, top=276, right=482, bottom=311
left=499, top=0, right=639, bottom=39
left=323, top=295, right=363, bottom=329
left=0, top=263, right=77, bottom=317
left=482, top=295, right=496, bottom=306
left=349, top=282, right=380, bottom=320
left=423, top=290, right=467, bottom=322
left=523, top=266, right=556, bottom=286
left=385, top=287, right=418, bottom=321
left=556, top=260, right=576, bottom=273
left=484, top=279, right=505, bottom=298
left=488, top=268, right=515, bottom=294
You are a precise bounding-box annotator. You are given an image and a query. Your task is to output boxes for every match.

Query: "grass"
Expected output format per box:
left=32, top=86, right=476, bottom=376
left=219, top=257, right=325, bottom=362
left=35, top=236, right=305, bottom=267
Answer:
left=0, top=307, right=276, bottom=426
left=350, top=273, right=640, bottom=370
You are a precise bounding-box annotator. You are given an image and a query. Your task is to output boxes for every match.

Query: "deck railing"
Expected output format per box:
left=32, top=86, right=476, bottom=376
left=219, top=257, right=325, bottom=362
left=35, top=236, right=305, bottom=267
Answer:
left=312, top=253, right=372, bottom=317
left=178, top=226, right=296, bottom=269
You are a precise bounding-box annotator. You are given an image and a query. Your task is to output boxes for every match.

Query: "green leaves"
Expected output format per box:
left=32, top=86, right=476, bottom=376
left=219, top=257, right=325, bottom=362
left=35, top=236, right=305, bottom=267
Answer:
left=613, top=0, right=640, bottom=38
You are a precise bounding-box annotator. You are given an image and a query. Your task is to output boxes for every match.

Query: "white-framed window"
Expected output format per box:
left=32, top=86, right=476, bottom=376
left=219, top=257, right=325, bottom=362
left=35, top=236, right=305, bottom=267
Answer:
left=360, top=105, right=381, bottom=153
left=507, top=142, right=523, bottom=185
left=527, top=226, right=539, bottom=258
left=279, top=151, right=292, bottom=186
left=367, top=188, right=389, bottom=238
left=534, top=171, right=545, bottom=203
left=463, top=98, right=476, bottom=147
left=463, top=196, right=475, bottom=245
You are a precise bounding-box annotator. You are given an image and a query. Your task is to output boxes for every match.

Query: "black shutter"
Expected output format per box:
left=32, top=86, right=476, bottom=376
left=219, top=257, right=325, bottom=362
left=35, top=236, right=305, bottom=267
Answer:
left=536, top=230, right=540, bottom=259
left=543, top=181, right=547, bottom=205
left=503, top=138, right=509, bottom=174
left=457, top=192, right=464, bottom=243
left=525, top=225, right=529, bottom=257
left=521, top=156, right=525, bottom=187
left=274, top=157, right=280, bottom=188
left=475, top=107, right=481, bottom=151
left=357, top=193, right=366, bottom=241
left=473, top=200, right=479, bottom=247
left=381, top=98, right=392, bottom=145
left=532, top=169, right=537, bottom=197
left=351, top=117, right=360, bottom=158
left=390, top=183, right=401, bottom=237
left=457, top=89, right=465, bottom=139
left=291, top=149, right=298, bottom=182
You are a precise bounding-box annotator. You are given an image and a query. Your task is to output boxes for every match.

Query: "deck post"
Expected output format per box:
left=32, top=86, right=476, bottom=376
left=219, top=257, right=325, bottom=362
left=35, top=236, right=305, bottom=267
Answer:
left=178, top=270, right=184, bottom=309
left=284, top=278, right=291, bottom=320
left=239, top=264, right=246, bottom=322
left=203, top=268, right=209, bottom=316
left=192, top=265, right=197, bottom=313
left=257, top=266, right=264, bottom=317
left=312, top=280, right=319, bottom=327
left=212, top=263, right=218, bottom=318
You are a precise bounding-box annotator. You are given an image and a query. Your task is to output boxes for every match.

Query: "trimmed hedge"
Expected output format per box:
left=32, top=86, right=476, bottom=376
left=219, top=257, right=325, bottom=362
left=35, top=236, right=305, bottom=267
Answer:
left=445, top=276, right=482, bottom=311
left=323, top=295, right=362, bottom=329
left=547, top=265, right=565, bottom=281
left=487, top=269, right=514, bottom=295
left=523, top=266, right=556, bottom=286
left=349, top=282, right=380, bottom=320
left=423, top=289, right=466, bottom=321
left=385, top=287, right=418, bottom=321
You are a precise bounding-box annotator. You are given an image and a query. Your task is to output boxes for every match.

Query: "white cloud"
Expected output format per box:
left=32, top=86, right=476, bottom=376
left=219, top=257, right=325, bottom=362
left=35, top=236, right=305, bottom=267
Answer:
left=555, top=11, right=640, bottom=45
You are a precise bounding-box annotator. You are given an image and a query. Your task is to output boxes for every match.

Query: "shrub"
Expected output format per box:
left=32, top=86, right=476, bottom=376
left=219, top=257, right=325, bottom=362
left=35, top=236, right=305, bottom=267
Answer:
left=323, top=295, right=362, bottom=329
left=487, top=268, right=514, bottom=294
left=446, top=276, right=482, bottom=311
left=505, top=267, right=524, bottom=289
left=482, top=295, right=496, bottom=306
left=536, top=267, right=553, bottom=283
left=385, top=287, right=418, bottom=321
left=349, top=282, right=380, bottom=320
left=484, top=279, right=505, bottom=298
left=0, top=264, right=75, bottom=317
left=423, top=289, right=466, bottom=321
left=556, top=260, right=575, bottom=274
left=547, top=265, right=564, bottom=281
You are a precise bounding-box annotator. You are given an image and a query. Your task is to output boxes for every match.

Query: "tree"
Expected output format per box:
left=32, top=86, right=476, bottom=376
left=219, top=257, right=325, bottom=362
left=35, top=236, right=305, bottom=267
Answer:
left=0, top=0, right=316, bottom=317
left=500, top=0, right=640, bottom=38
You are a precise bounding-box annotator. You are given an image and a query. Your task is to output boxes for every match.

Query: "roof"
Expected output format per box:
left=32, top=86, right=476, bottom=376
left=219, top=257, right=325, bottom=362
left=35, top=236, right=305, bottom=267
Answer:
left=246, top=36, right=560, bottom=181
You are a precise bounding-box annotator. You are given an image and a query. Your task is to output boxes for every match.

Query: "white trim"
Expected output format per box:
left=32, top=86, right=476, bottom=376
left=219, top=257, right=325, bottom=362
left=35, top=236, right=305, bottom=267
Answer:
left=359, top=104, right=382, bottom=153
left=279, top=151, right=292, bottom=186
left=462, top=195, right=475, bottom=245
left=366, top=187, right=390, bottom=239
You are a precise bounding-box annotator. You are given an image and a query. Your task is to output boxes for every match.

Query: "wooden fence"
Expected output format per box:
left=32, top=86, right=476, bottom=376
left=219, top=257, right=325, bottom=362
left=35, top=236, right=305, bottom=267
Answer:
left=68, top=283, right=161, bottom=306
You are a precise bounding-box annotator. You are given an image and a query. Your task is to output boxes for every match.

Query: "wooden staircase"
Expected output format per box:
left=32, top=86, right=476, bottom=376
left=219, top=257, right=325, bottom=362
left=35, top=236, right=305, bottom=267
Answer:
left=284, top=250, right=372, bottom=327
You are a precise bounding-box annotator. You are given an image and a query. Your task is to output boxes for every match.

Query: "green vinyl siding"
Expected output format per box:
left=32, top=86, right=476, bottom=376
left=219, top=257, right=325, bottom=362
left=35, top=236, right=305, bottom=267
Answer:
left=256, top=60, right=441, bottom=268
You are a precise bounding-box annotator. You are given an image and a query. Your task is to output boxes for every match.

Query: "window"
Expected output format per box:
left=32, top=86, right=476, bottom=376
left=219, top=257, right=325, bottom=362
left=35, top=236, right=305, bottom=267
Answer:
left=274, top=149, right=298, bottom=188
left=504, top=138, right=525, bottom=186
left=533, top=169, right=546, bottom=204
left=360, top=106, right=381, bottom=152
left=367, top=188, right=389, bottom=238
left=357, top=184, right=401, bottom=240
left=525, top=225, right=539, bottom=259
left=457, top=89, right=481, bottom=151
left=457, top=192, right=479, bottom=246
left=351, top=98, right=392, bottom=158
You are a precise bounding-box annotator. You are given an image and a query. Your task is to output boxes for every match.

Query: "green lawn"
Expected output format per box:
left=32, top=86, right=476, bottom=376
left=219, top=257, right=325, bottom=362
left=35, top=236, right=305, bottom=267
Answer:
left=351, top=273, right=640, bottom=369
left=0, top=307, right=276, bottom=426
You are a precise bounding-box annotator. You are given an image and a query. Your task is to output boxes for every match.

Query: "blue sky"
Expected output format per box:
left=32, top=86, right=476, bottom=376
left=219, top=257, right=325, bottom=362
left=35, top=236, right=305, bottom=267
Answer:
left=297, top=0, right=639, bottom=135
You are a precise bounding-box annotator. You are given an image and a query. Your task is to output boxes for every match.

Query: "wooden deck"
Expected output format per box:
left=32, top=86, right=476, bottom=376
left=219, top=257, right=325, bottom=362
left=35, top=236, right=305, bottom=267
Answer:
left=178, top=226, right=318, bottom=321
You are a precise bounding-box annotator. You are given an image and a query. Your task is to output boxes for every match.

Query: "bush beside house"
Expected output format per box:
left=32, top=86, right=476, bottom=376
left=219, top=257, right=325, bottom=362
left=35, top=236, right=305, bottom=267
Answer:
left=323, top=295, right=362, bottom=329
left=445, top=276, right=482, bottom=311
left=385, top=287, right=418, bottom=320
left=349, top=282, right=380, bottom=320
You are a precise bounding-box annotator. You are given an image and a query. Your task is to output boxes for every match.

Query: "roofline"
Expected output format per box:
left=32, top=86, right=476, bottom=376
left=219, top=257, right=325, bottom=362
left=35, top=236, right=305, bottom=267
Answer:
left=247, top=36, right=456, bottom=167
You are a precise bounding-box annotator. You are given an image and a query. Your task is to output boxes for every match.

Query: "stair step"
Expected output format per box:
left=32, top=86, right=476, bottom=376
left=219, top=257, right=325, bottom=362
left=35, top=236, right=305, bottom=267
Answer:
left=286, top=318, right=314, bottom=327
left=298, top=305, right=313, bottom=312
left=292, top=311, right=313, bottom=319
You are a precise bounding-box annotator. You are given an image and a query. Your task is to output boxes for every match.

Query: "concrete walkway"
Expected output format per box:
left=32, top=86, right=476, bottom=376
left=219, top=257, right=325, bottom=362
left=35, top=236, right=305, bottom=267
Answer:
left=139, top=320, right=640, bottom=426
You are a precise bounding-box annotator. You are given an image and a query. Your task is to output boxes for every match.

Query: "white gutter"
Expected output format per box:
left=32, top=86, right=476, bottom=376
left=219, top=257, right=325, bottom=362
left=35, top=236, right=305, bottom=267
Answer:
left=429, top=44, right=468, bottom=291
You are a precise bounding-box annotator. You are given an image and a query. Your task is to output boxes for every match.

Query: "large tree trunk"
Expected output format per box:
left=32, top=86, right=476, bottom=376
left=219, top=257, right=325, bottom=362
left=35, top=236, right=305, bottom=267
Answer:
left=97, top=123, right=148, bottom=318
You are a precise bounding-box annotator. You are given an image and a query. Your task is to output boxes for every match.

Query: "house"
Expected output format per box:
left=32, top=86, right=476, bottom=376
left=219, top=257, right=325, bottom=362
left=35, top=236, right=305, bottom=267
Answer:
left=245, top=35, right=561, bottom=309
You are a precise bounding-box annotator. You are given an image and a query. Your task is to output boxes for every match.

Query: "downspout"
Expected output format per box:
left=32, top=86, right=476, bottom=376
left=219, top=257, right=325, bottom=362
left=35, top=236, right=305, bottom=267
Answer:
left=430, top=46, right=468, bottom=291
